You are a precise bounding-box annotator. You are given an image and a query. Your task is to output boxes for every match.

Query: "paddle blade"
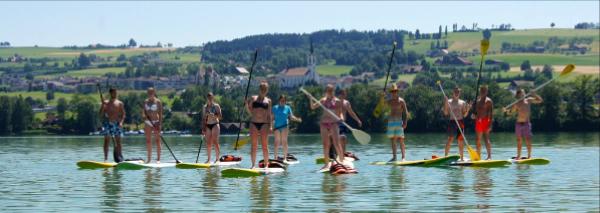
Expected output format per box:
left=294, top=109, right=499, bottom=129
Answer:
left=480, top=39, right=490, bottom=56
left=351, top=128, right=371, bottom=145
left=560, top=64, right=575, bottom=77
left=373, top=96, right=386, bottom=118
left=233, top=137, right=250, bottom=149
left=466, top=145, right=481, bottom=161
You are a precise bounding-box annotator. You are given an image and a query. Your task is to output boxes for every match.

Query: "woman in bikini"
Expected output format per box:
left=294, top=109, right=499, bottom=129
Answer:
left=142, top=87, right=163, bottom=163
left=271, top=94, right=302, bottom=162
left=309, top=84, right=344, bottom=170
left=202, top=92, right=222, bottom=164
left=246, top=82, right=272, bottom=169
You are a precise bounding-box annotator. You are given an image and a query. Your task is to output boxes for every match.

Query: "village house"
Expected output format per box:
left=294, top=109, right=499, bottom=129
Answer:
left=399, top=65, right=424, bottom=73
left=276, top=50, right=320, bottom=89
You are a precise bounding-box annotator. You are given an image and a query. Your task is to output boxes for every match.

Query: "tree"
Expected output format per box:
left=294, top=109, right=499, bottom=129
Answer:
left=78, top=53, right=91, bottom=67
left=11, top=96, right=33, bottom=133
left=565, top=75, right=599, bottom=130
left=445, top=25, right=448, bottom=37
left=551, top=22, right=556, bottom=28
left=117, top=54, right=127, bottom=62
left=56, top=98, right=67, bottom=119
left=0, top=96, right=12, bottom=134
left=128, top=38, right=137, bottom=47
left=542, top=64, right=553, bottom=79
left=415, top=29, right=421, bottom=40
left=70, top=95, right=98, bottom=134
left=520, top=60, right=532, bottom=71
left=438, top=25, right=442, bottom=39
left=46, top=90, right=55, bottom=101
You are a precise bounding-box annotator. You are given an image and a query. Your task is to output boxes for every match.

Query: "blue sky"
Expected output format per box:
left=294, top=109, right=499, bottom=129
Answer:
left=1, top=1, right=598, bottom=47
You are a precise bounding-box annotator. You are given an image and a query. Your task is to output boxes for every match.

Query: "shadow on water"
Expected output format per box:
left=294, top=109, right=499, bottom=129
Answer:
left=321, top=174, right=348, bottom=212
left=473, top=168, right=493, bottom=210
left=202, top=168, right=222, bottom=202
left=444, top=167, right=466, bottom=211
left=143, top=169, right=164, bottom=212
left=101, top=169, right=122, bottom=211
left=387, top=167, right=407, bottom=210
left=250, top=176, right=272, bottom=212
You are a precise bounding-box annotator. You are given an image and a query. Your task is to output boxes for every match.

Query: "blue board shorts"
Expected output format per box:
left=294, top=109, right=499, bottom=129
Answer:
left=387, top=119, right=404, bottom=139
left=102, top=122, right=124, bottom=137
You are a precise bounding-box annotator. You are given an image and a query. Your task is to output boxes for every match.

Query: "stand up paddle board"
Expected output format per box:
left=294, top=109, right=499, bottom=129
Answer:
left=116, top=161, right=177, bottom=170
left=510, top=157, right=550, bottom=165
left=221, top=167, right=285, bottom=178
left=449, top=159, right=511, bottom=168
left=175, top=160, right=242, bottom=169
left=77, top=160, right=144, bottom=169
left=370, top=155, right=460, bottom=167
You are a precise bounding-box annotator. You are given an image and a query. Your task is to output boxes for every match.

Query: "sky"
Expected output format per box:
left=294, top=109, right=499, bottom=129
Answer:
left=1, top=1, right=598, bottom=47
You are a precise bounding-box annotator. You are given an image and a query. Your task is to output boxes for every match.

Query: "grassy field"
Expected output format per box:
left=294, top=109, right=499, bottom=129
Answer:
left=158, top=52, right=200, bottom=63
left=37, top=67, right=127, bottom=79
left=370, top=74, right=417, bottom=87
left=467, top=53, right=600, bottom=66
left=0, top=91, right=87, bottom=105
left=0, top=47, right=175, bottom=59
left=316, top=65, right=353, bottom=76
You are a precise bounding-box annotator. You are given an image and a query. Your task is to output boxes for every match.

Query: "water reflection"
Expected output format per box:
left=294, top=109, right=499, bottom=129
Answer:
left=388, top=167, right=407, bottom=210
left=143, top=169, right=163, bottom=212
left=202, top=168, right=221, bottom=202
left=101, top=169, right=122, bottom=211
left=473, top=168, right=493, bottom=210
left=321, top=174, right=348, bottom=212
left=250, top=176, right=272, bottom=211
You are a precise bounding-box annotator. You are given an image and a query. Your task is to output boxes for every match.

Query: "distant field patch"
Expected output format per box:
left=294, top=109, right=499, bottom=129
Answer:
left=316, top=65, right=353, bottom=76
left=37, top=67, right=126, bottom=79
left=371, top=74, right=417, bottom=87
left=468, top=53, right=599, bottom=66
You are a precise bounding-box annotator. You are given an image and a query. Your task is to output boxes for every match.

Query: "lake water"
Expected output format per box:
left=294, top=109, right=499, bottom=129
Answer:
left=0, top=133, right=598, bottom=212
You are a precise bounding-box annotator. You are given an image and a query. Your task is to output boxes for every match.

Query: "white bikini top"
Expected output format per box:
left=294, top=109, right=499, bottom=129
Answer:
left=145, top=102, right=159, bottom=112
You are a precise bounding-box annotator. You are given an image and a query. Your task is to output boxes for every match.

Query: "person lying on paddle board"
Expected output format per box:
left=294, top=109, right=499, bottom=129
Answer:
left=99, top=88, right=125, bottom=163
left=142, top=87, right=163, bottom=164
left=271, top=94, right=302, bottom=162
left=203, top=92, right=222, bottom=164
left=337, top=89, right=362, bottom=155
left=442, top=87, right=471, bottom=161
left=473, top=85, right=494, bottom=160
left=308, top=84, right=345, bottom=170
left=503, top=89, right=542, bottom=159
left=246, top=82, right=273, bottom=169
left=386, top=84, right=409, bottom=162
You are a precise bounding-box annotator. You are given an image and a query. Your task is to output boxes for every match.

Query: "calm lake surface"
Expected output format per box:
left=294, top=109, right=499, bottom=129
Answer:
left=1, top=133, right=598, bottom=212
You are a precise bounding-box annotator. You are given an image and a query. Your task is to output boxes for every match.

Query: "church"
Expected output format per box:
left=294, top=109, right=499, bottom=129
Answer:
left=276, top=44, right=320, bottom=89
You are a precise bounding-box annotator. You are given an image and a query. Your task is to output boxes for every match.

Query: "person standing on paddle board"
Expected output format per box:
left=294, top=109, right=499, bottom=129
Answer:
left=473, top=85, right=494, bottom=160
left=337, top=89, right=362, bottom=153
left=503, top=89, right=542, bottom=159
left=442, top=87, right=471, bottom=161
left=309, top=84, right=345, bottom=170
left=202, top=92, right=222, bottom=164
left=142, top=87, right=163, bottom=164
left=246, top=82, right=273, bottom=169
left=99, top=88, right=125, bottom=163
left=271, top=94, right=302, bottom=162
left=386, top=84, right=409, bottom=162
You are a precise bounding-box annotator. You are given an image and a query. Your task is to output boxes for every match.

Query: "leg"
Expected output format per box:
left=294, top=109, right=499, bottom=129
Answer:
left=250, top=124, right=259, bottom=168
left=399, top=137, right=406, bottom=161
left=390, top=137, right=397, bottom=161
left=205, top=128, right=213, bottom=163
left=282, top=128, right=289, bottom=160
left=154, top=125, right=161, bottom=163
left=516, top=136, right=522, bottom=159
left=145, top=125, right=153, bottom=163
left=458, top=138, right=464, bottom=161
left=213, top=125, right=221, bottom=163
left=260, top=126, right=270, bottom=168
left=273, top=130, right=281, bottom=159
left=484, top=132, right=492, bottom=160
left=114, top=136, right=123, bottom=163
left=319, top=124, right=331, bottom=169
left=103, top=136, right=110, bottom=162
left=445, top=137, right=453, bottom=157
left=330, top=125, right=343, bottom=162
left=525, top=136, right=532, bottom=159
left=339, top=134, right=347, bottom=153
left=475, top=132, right=483, bottom=156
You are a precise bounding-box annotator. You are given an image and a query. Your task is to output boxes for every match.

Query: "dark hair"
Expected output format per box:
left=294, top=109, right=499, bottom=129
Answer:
left=207, top=92, right=214, bottom=97
left=109, top=88, right=117, bottom=93
left=279, top=94, right=286, bottom=100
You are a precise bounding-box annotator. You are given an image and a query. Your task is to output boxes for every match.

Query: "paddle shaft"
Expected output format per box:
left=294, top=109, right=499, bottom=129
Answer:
left=195, top=136, right=204, bottom=163
left=382, top=42, right=398, bottom=92
left=234, top=49, right=258, bottom=150
left=471, top=53, right=486, bottom=117
left=96, top=84, right=123, bottom=162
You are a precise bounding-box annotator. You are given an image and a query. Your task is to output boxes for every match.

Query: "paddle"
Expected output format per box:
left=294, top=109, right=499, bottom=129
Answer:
left=299, top=87, right=371, bottom=145
left=141, top=103, right=182, bottom=164
left=232, top=49, right=259, bottom=150
left=471, top=39, right=490, bottom=118
left=195, top=135, right=204, bottom=163
left=373, top=41, right=398, bottom=118
left=437, top=81, right=480, bottom=161
left=503, top=64, right=575, bottom=110
left=96, top=83, right=124, bottom=163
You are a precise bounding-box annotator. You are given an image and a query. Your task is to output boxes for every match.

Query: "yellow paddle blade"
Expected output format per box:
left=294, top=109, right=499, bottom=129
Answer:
left=351, top=128, right=371, bottom=145
left=560, top=64, right=575, bottom=77
left=480, top=39, right=490, bottom=56
left=467, top=145, right=481, bottom=161
left=373, top=96, right=386, bottom=118
left=233, top=137, right=250, bottom=149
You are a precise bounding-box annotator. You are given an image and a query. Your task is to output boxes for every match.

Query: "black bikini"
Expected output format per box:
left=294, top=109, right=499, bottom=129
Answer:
left=206, top=123, right=218, bottom=130
left=205, top=104, right=219, bottom=131
left=251, top=98, right=269, bottom=130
